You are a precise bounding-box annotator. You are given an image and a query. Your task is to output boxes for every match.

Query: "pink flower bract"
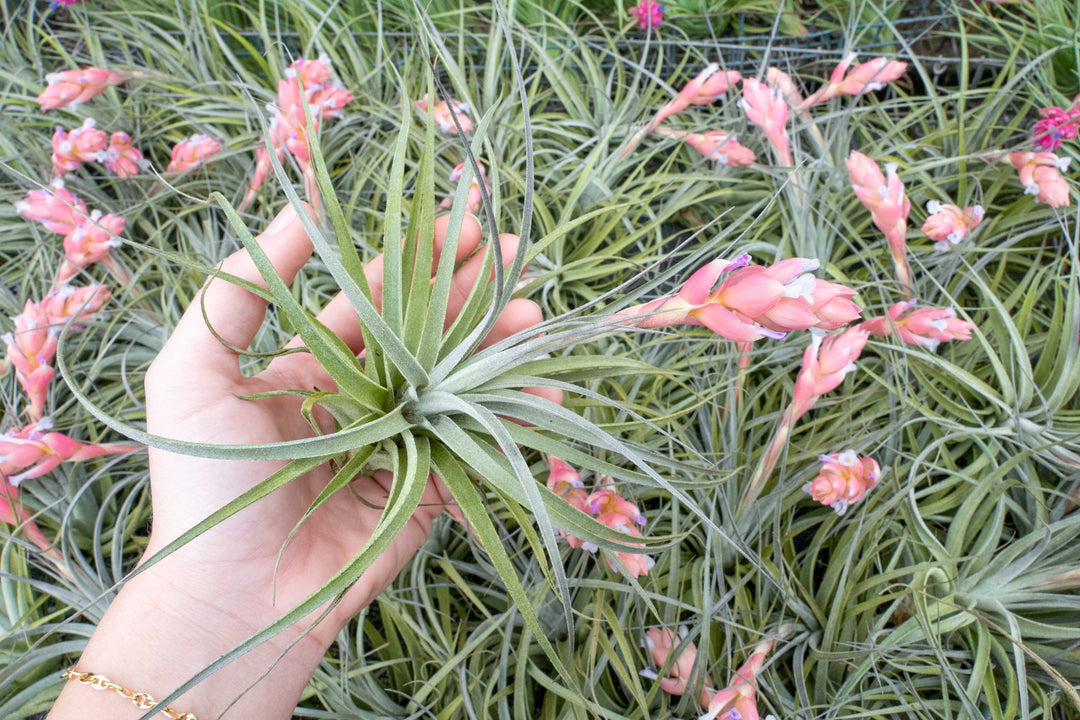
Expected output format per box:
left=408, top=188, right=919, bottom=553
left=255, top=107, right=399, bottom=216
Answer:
left=415, top=94, right=474, bottom=135
left=166, top=134, right=222, bottom=174
left=61, top=211, right=125, bottom=274
left=798, top=55, right=907, bottom=109
left=860, top=300, right=974, bottom=351
left=740, top=78, right=792, bottom=166
left=642, top=627, right=714, bottom=705
left=922, top=201, right=984, bottom=250
left=15, top=180, right=87, bottom=235
left=37, top=67, right=127, bottom=111
left=790, top=327, right=869, bottom=422
left=0, top=419, right=140, bottom=486
left=51, top=119, right=107, bottom=176
left=803, top=450, right=881, bottom=515
left=97, top=132, right=146, bottom=178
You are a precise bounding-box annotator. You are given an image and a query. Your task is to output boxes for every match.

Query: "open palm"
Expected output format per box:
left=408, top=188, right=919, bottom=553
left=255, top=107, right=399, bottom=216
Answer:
left=142, top=205, right=551, bottom=645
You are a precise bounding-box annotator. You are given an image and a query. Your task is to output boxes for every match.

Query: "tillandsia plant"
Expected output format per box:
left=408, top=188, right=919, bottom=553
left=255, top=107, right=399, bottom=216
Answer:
left=7, top=0, right=1080, bottom=717
left=54, top=60, right=728, bottom=701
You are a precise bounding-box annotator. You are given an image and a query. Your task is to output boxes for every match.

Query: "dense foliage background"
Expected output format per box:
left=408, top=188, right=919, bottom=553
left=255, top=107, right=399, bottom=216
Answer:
left=2, top=0, right=1078, bottom=718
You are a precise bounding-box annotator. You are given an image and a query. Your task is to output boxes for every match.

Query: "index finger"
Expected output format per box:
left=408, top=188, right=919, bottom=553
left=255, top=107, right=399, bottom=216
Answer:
left=273, top=211, right=483, bottom=361
left=153, top=205, right=314, bottom=385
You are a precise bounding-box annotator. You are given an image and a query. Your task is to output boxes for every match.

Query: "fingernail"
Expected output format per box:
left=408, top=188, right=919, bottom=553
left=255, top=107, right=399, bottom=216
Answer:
left=265, top=204, right=297, bottom=234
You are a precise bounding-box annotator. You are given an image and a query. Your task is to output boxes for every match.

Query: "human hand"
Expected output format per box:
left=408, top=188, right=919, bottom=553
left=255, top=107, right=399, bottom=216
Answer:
left=143, top=204, right=551, bottom=636
left=48, top=204, right=554, bottom=720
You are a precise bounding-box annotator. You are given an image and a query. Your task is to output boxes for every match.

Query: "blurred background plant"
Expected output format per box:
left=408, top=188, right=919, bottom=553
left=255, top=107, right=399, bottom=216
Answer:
left=2, top=0, right=1079, bottom=718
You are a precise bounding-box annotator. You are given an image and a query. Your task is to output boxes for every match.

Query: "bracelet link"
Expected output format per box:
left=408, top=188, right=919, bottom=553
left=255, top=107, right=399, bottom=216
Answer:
left=61, top=667, right=198, bottom=720
left=132, top=691, right=156, bottom=709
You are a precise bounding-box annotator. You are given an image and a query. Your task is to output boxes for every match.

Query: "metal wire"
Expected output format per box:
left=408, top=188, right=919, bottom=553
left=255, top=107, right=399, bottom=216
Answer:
left=198, top=12, right=1003, bottom=71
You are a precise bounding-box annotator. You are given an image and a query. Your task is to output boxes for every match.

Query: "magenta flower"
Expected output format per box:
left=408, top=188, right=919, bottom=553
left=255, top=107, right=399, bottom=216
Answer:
left=15, top=180, right=87, bottom=235
left=629, top=0, right=664, bottom=30
left=803, top=450, right=881, bottom=515
left=51, top=119, right=108, bottom=176
left=37, top=67, right=128, bottom=111
left=1068, top=93, right=1080, bottom=122
left=1031, top=106, right=1078, bottom=151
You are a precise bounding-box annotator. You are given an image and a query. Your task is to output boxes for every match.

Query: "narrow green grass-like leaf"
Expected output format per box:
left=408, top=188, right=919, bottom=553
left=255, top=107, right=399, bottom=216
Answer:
left=272, top=444, right=378, bottom=596
left=54, top=343, right=410, bottom=457
left=418, top=161, right=473, bottom=370
left=213, top=192, right=386, bottom=410
left=402, top=81, right=437, bottom=359
left=256, top=94, right=430, bottom=390
left=381, top=90, right=412, bottom=339
left=304, top=98, right=384, bottom=389
left=418, top=393, right=574, bottom=642
left=430, top=444, right=571, bottom=681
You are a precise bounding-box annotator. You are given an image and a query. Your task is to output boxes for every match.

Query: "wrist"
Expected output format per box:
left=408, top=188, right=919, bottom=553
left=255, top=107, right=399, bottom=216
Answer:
left=48, top=547, right=332, bottom=720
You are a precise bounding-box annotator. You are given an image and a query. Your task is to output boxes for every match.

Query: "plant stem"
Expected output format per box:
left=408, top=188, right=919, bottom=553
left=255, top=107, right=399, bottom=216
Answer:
left=739, top=411, right=793, bottom=515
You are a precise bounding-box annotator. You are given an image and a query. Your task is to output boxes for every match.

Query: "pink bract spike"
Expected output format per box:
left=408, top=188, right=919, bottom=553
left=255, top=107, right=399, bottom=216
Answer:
left=97, top=132, right=147, bottom=178
left=790, top=327, right=869, bottom=421
left=166, top=134, right=222, bottom=174
left=51, top=120, right=107, bottom=176
left=15, top=181, right=88, bottom=235
left=803, top=450, right=882, bottom=515
left=37, top=67, right=129, bottom=110
left=643, top=626, right=714, bottom=705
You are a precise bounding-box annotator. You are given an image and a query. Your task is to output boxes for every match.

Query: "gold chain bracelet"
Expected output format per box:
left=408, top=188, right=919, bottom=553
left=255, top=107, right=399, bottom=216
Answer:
left=61, top=667, right=199, bottom=720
